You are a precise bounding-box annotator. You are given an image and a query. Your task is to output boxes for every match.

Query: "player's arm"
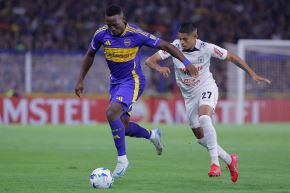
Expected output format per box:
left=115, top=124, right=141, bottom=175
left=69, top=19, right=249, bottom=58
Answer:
left=157, top=40, right=198, bottom=77
left=75, top=48, right=97, bottom=97
left=145, top=53, right=171, bottom=78
left=226, top=52, right=271, bottom=84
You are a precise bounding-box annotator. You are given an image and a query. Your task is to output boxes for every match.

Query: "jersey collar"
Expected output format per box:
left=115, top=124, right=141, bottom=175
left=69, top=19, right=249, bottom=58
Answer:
left=120, top=23, right=129, bottom=36
left=182, top=40, right=199, bottom=52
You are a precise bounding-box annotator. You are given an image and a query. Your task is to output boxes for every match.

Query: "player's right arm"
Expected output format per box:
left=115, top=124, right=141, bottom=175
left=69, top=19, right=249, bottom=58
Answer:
left=75, top=29, right=103, bottom=97
left=75, top=48, right=97, bottom=97
left=157, top=40, right=198, bottom=77
left=145, top=52, right=171, bottom=78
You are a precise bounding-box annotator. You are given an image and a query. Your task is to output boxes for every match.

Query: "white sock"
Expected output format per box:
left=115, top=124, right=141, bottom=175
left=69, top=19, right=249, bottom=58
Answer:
left=217, top=146, right=232, bottom=165
left=197, top=138, right=232, bottom=165
left=150, top=129, right=155, bottom=140
left=199, top=115, right=219, bottom=166
left=117, top=155, right=128, bottom=163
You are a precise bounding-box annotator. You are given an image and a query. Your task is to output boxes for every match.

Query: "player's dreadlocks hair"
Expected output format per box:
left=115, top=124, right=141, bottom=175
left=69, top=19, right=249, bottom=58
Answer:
left=105, top=5, right=124, bottom=16
left=179, top=22, right=197, bottom=34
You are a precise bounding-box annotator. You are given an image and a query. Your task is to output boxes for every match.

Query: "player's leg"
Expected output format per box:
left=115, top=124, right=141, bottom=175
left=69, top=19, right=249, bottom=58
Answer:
left=107, top=83, right=131, bottom=178
left=120, top=82, right=163, bottom=155
left=197, top=85, right=221, bottom=177
left=192, top=127, right=232, bottom=166
left=106, top=101, right=129, bottom=178
left=122, top=114, right=163, bottom=155
left=198, top=105, right=221, bottom=177
left=121, top=113, right=151, bottom=139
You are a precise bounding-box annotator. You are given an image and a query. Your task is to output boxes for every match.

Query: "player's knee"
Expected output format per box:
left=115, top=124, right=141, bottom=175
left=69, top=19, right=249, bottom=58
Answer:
left=192, top=127, right=204, bottom=139
left=106, top=108, right=119, bottom=121
left=198, top=115, right=212, bottom=126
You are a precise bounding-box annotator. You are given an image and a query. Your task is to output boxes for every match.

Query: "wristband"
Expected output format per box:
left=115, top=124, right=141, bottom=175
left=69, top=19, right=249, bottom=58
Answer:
left=182, top=58, right=191, bottom=66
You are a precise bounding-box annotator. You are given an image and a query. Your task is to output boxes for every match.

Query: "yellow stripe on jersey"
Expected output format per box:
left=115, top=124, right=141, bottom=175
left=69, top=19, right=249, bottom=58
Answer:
left=131, top=62, right=140, bottom=103
left=104, top=47, right=139, bottom=62
left=94, top=25, right=108, bottom=36
left=127, top=26, right=149, bottom=37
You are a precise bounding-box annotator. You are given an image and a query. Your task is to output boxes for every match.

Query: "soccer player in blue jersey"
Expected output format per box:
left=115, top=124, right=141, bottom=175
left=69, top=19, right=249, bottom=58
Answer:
left=75, top=5, right=198, bottom=179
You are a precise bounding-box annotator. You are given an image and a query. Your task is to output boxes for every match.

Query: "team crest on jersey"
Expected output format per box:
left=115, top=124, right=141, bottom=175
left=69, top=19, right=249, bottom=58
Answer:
left=124, top=39, right=131, bottom=47
left=198, top=56, right=204, bottom=63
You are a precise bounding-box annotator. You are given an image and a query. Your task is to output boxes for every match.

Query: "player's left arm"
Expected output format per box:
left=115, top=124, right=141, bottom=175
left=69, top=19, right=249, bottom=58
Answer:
left=145, top=53, right=171, bottom=78
left=226, top=52, right=271, bottom=84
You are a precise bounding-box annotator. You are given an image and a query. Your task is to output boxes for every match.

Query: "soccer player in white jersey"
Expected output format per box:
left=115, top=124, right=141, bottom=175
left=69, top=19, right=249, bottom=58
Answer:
left=145, top=22, right=271, bottom=182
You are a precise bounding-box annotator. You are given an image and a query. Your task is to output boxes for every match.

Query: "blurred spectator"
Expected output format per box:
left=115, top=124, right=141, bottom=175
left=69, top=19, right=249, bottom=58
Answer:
left=0, top=0, right=289, bottom=95
left=0, top=0, right=289, bottom=50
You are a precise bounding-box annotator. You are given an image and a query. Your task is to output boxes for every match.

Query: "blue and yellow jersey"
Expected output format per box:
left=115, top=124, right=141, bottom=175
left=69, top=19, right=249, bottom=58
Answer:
left=90, top=23, right=160, bottom=84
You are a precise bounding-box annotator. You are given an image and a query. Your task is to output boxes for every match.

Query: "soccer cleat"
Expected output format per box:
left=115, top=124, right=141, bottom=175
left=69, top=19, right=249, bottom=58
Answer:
left=208, top=164, right=222, bottom=177
left=150, top=128, right=164, bottom=155
left=227, top=154, right=239, bottom=182
left=112, top=160, right=129, bottom=179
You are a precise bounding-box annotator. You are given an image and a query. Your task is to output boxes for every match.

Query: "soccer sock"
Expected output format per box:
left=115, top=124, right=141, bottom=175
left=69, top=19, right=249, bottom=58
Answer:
left=125, top=122, right=151, bottom=139
left=108, top=119, right=126, bottom=156
left=197, top=138, right=232, bottom=165
left=217, top=146, right=232, bottom=165
left=199, top=115, right=219, bottom=166
left=117, top=155, right=128, bottom=163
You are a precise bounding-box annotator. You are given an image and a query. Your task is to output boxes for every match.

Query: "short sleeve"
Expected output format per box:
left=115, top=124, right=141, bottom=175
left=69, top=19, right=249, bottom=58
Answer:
left=136, top=31, right=161, bottom=48
left=90, top=29, right=105, bottom=50
left=207, top=43, right=228, bottom=60
left=158, top=50, right=171, bottom=60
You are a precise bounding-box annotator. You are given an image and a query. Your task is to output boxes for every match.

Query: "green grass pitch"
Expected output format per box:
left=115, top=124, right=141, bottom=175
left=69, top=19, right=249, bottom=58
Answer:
left=0, top=124, right=290, bottom=193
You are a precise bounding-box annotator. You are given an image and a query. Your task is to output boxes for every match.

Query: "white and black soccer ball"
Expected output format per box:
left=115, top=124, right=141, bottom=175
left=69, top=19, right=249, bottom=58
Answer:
left=90, top=168, right=113, bottom=189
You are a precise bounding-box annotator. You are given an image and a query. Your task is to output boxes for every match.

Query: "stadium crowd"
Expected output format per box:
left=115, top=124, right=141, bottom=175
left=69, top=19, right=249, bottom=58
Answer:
left=0, top=0, right=289, bottom=95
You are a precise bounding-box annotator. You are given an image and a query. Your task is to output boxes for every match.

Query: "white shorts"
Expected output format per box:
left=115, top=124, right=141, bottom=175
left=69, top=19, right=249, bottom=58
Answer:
left=185, top=84, right=218, bottom=128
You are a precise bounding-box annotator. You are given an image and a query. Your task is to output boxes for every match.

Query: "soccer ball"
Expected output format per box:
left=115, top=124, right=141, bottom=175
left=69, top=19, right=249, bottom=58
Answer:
left=90, top=168, right=113, bottom=189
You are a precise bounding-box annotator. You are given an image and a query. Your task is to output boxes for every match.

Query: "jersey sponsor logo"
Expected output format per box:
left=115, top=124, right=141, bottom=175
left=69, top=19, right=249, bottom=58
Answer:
left=104, top=47, right=139, bottom=62
left=116, top=96, right=123, bottom=102
left=200, top=41, right=206, bottom=48
left=183, top=79, right=201, bottom=86
left=124, top=39, right=131, bottom=47
left=179, top=66, right=203, bottom=75
left=214, top=47, right=223, bottom=57
left=105, top=40, right=111, bottom=46
left=162, top=50, right=168, bottom=55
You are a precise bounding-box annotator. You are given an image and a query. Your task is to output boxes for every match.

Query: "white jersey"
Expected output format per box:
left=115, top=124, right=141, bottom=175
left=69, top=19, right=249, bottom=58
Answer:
left=158, top=39, right=228, bottom=99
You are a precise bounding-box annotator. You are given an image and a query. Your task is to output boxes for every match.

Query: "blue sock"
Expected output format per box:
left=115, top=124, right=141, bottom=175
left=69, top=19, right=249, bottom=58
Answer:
left=125, top=122, right=151, bottom=139
left=108, top=119, right=126, bottom=156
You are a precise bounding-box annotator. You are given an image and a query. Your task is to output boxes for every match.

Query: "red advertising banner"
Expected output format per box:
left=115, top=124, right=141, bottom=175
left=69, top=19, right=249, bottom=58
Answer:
left=0, top=97, right=290, bottom=125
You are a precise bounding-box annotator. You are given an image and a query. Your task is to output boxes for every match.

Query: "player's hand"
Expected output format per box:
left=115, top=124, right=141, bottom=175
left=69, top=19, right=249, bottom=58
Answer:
left=185, top=64, right=198, bottom=77
left=252, top=74, right=271, bottom=84
left=75, top=81, right=84, bottom=97
left=156, top=66, right=171, bottom=78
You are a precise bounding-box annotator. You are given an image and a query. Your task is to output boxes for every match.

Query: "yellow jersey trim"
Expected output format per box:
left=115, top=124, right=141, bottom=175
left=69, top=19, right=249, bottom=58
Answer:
left=127, top=26, right=149, bottom=37
left=120, top=23, right=129, bottom=36
left=94, top=25, right=108, bottom=36
left=132, top=62, right=140, bottom=103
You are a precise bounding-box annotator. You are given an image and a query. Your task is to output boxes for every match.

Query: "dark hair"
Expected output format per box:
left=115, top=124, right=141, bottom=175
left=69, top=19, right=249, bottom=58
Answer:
left=179, top=22, right=197, bottom=33
left=106, top=5, right=123, bottom=16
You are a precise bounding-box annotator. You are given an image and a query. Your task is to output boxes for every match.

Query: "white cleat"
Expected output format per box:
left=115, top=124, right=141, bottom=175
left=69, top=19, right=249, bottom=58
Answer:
left=150, top=128, right=164, bottom=155
left=112, top=160, right=129, bottom=179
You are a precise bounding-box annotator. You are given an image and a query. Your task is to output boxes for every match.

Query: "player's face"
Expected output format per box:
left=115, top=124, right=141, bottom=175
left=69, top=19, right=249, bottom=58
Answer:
left=178, top=31, right=198, bottom=50
left=105, top=15, right=126, bottom=36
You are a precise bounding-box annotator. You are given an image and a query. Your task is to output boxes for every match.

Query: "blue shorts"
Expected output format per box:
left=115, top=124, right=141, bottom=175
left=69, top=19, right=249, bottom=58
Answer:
left=109, top=79, right=145, bottom=115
